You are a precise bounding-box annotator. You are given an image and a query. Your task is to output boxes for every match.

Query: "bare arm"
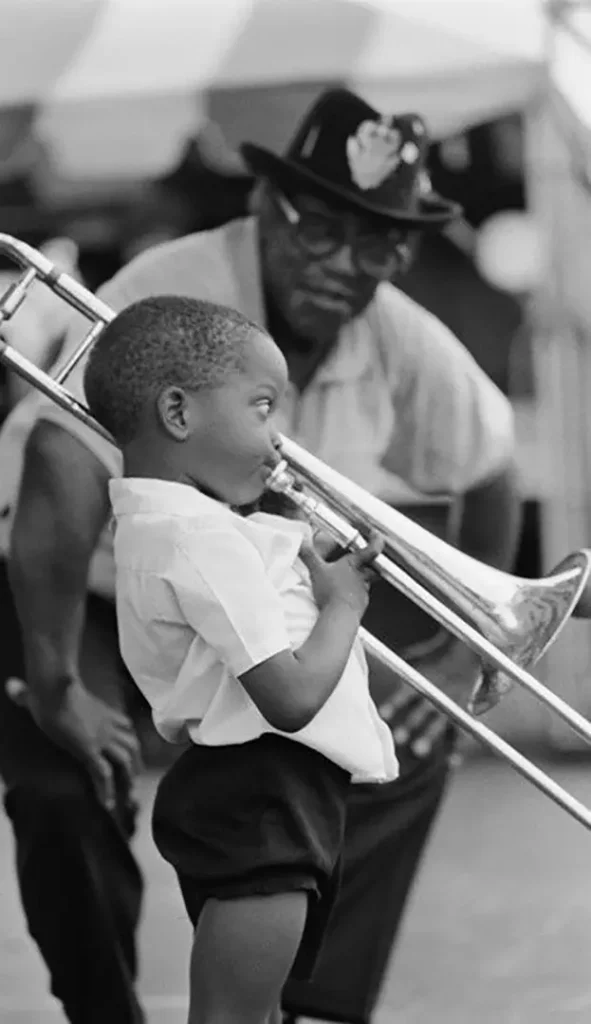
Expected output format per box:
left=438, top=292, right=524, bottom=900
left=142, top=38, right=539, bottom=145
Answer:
left=9, top=421, right=111, bottom=698
left=239, top=600, right=362, bottom=733
left=458, top=461, right=522, bottom=572
left=8, top=421, right=140, bottom=807
left=239, top=540, right=380, bottom=733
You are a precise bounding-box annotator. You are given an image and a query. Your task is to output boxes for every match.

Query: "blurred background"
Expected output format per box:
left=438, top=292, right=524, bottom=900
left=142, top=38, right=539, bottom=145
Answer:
left=2, top=1, right=591, bottom=1021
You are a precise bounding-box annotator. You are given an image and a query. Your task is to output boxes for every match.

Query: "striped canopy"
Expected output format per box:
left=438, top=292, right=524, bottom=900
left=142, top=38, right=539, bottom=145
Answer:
left=1, top=0, right=544, bottom=180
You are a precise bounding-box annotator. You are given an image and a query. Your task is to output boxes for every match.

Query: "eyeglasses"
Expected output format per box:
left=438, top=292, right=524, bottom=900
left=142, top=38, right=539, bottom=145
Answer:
left=273, top=188, right=411, bottom=278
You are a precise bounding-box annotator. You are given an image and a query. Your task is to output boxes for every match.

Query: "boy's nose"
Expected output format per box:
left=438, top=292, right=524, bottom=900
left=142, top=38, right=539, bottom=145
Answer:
left=270, top=431, right=283, bottom=458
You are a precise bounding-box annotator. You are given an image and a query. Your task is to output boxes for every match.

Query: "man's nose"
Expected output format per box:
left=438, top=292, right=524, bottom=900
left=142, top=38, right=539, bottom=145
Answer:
left=324, top=242, right=356, bottom=277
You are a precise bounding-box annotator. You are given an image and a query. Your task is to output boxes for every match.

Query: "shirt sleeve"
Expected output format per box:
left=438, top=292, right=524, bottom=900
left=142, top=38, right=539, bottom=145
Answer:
left=374, top=284, right=515, bottom=494
left=172, top=524, right=293, bottom=677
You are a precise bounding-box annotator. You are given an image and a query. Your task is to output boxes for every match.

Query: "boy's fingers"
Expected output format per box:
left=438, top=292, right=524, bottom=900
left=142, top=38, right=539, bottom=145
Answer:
left=298, top=540, right=323, bottom=568
left=312, top=528, right=341, bottom=560
left=353, top=533, right=384, bottom=569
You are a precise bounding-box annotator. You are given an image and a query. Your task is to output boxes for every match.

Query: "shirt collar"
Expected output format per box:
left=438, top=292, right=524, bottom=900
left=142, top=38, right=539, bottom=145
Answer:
left=109, top=477, right=232, bottom=520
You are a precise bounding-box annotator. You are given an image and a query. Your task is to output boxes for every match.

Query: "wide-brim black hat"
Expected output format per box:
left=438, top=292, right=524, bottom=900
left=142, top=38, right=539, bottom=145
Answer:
left=240, top=88, right=462, bottom=229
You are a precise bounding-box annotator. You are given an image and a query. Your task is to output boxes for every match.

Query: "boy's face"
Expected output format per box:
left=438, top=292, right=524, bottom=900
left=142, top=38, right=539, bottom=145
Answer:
left=184, top=329, right=287, bottom=506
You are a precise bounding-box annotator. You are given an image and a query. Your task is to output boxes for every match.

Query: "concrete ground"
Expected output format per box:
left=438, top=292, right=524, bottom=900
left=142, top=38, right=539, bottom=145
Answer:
left=1, top=754, right=591, bottom=1024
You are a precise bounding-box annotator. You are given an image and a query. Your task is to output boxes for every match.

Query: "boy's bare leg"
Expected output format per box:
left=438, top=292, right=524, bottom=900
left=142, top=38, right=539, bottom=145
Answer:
left=187, top=892, right=308, bottom=1024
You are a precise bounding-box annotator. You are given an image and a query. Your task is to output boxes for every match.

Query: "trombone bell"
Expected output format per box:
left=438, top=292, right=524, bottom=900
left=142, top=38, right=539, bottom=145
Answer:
left=273, top=437, right=591, bottom=716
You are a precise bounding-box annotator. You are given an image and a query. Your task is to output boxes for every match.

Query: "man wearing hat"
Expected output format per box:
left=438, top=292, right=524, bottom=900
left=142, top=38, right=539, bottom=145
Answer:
left=0, top=88, right=520, bottom=1023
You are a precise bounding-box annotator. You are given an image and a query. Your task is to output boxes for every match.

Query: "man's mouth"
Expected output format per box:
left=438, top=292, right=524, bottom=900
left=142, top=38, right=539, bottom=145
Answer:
left=304, top=289, right=355, bottom=310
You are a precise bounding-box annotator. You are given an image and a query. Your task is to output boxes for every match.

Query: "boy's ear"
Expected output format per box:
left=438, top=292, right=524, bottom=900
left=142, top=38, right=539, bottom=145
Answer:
left=156, top=386, right=196, bottom=440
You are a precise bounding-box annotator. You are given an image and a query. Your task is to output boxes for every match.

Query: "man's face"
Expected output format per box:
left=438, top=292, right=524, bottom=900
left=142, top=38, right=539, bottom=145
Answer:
left=259, top=187, right=412, bottom=345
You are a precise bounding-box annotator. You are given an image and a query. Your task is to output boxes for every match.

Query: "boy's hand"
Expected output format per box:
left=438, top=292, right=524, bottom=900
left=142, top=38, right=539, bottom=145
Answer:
left=311, top=527, right=343, bottom=561
left=300, top=531, right=383, bottom=617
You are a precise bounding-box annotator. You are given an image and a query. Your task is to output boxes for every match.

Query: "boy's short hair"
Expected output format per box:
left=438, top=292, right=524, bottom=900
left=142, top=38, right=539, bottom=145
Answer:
left=84, top=295, right=263, bottom=445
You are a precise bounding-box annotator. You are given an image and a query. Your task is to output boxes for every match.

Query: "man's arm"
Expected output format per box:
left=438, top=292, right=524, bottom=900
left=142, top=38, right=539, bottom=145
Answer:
left=376, top=284, right=522, bottom=571
left=8, top=421, right=140, bottom=807
left=10, top=422, right=110, bottom=692
left=373, top=286, right=523, bottom=750
left=459, top=460, right=522, bottom=573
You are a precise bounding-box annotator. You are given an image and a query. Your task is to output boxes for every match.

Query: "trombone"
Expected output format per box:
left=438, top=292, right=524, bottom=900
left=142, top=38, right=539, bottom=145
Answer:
left=1, top=231, right=591, bottom=829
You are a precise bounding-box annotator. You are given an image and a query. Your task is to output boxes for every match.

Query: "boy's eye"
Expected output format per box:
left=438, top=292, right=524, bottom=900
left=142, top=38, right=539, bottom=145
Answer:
left=256, top=398, right=273, bottom=417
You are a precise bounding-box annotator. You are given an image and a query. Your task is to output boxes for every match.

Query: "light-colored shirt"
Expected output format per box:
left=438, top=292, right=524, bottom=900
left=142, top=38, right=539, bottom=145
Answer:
left=110, top=477, right=398, bottom=785
left=0, top=217, right=514, bottom=597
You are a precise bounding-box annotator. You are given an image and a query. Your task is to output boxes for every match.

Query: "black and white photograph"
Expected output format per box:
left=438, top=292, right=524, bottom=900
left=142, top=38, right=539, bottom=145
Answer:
left=0, top=2, right=590, bottom=1022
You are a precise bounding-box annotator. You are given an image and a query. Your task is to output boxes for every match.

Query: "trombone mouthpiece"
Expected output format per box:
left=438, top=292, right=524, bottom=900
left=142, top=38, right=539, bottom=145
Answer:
left=266, top=461, right=318, bottom=519
left=265, top=458, right=363, bottom=550
left=265, top=459, right=295, bottom=495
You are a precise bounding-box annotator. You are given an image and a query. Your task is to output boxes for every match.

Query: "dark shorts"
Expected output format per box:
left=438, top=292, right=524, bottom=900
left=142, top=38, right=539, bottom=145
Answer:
left=151, top=733, right=351, bottom=979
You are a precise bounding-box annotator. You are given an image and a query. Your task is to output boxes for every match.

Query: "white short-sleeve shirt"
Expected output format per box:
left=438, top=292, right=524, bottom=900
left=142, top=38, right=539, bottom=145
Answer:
left=110, top=478, right=398, bottom=784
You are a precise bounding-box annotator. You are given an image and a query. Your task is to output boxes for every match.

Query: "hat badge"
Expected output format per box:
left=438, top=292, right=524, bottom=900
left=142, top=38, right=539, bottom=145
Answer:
left=346, top=117, right=405, bottom=191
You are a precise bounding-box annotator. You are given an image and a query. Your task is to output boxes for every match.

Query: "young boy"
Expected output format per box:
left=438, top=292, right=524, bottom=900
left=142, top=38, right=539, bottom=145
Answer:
left=84, top=295, right=398, bottom=1024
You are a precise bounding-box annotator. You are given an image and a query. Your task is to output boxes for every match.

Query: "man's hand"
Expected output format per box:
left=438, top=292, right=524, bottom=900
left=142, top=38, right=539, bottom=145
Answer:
left=375, top=639, right=482, bottom=759
left=8, top=676, right=142, bottom=810
left=378, top=686, right=451, bottom=759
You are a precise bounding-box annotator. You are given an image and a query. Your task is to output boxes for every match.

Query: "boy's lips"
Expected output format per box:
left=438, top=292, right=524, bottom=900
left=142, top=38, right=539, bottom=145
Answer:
left=259, top=463, right=279, bottom=483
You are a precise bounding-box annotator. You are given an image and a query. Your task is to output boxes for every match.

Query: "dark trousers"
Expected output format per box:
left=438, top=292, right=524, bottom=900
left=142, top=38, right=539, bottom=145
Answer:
left=282, top=743, right=452, bottom=1024
left=0, top=561, right=145, bottom=1024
